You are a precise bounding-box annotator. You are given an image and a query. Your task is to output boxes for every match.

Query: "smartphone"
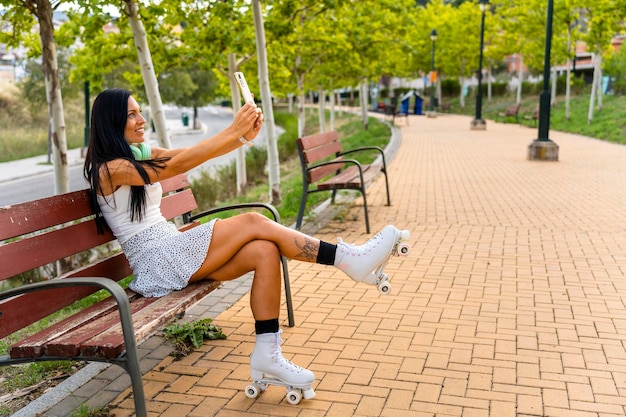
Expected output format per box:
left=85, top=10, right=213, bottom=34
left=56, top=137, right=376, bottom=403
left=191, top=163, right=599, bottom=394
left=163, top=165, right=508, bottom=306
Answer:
left=234, top=72, right=255, bottom=104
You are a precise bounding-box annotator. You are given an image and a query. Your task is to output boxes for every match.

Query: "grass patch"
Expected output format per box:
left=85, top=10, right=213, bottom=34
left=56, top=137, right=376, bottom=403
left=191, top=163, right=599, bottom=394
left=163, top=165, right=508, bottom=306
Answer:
left=441, top=90, right=626, bottom=145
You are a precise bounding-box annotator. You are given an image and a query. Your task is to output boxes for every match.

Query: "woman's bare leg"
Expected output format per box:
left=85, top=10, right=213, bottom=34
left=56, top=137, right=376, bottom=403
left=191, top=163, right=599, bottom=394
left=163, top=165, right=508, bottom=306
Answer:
left=191, top=239, right=282, bottom=321
left=192, top=212, right=321, bottom=280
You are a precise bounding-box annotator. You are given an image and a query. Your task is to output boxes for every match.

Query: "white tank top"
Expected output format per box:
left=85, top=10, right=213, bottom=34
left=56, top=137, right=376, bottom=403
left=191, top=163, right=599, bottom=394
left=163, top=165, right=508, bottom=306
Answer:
left=97, top=183, right=167, bottom=244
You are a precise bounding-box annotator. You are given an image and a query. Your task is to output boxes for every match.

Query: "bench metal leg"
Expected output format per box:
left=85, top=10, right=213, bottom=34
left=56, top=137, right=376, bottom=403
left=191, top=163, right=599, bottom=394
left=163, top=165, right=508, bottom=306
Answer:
left=296, top=192, right=307, bottom=231
left=382, top=168, right=391, bottom=206
left=113, top=285, right=148, bottom=417
left=360, top=186, right=371, bottom=234
left=281, top=255, right=295, bottom=327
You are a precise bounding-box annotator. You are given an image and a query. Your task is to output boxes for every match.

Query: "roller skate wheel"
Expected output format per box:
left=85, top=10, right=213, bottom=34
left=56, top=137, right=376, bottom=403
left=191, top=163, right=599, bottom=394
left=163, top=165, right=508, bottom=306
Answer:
left=398, top=242, right=410, bottom=256
left=245, top=383, right=260, bottom=399
left=378, top=275, right=391, bottom=295
left=399, top=230, right=411, bottom=240
left=303, top=387, right=316, bottom=400
left=286, top=389, right=302, bottom=405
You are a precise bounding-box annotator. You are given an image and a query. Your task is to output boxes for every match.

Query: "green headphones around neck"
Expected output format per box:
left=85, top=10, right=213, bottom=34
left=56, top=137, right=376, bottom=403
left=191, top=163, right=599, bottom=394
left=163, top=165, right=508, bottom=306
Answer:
left=130, top=142, right=151, bottom=160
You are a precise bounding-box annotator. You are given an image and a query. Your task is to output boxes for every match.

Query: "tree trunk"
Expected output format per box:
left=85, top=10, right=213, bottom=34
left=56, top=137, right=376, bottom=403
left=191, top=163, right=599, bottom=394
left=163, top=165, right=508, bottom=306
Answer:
left=458, top=76, right=465, bottom=108
left=359, top=78, right=368, bottom=130
left=596, top=53, right=603, bottom=111
left=588, top=54, right=598, bottom=125
left=318, top=87, right=325, bottom=133
left=125, top=0, right=171, bottom=149
left=228, top=53, right=247, bottom=195
left=487, top=66, right=492, bottom=102
left=329, top=82, right=335, bottom=132
left=565, top=30, right=572, bottom=120
left=297, top=74, right=305, bottom=138
left=516, top=53, right=523, bottom=105
left=252, top=0, right=280, bottom=204
left=35, top=0, right=69, bottom=195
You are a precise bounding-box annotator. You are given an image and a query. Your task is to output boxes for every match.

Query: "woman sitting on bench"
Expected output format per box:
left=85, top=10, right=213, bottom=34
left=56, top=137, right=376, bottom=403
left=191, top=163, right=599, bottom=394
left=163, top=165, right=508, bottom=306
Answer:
left=83, top=88, right=405, bottom=400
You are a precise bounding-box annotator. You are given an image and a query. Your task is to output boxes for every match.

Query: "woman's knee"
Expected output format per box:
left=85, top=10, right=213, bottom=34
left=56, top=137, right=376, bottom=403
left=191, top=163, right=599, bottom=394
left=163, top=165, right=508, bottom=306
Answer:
left=248, top=239, right=280, bottom=260
left=239, top=212, right=272, bottom=230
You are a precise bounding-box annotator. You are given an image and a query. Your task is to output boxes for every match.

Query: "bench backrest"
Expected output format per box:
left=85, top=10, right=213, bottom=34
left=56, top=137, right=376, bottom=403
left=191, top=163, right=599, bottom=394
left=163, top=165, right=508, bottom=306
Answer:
left=296, top=131, right=346, bottom=184
left=507, top=104, right=521, bottom=115
left=0, top=174, right=197, bottom=338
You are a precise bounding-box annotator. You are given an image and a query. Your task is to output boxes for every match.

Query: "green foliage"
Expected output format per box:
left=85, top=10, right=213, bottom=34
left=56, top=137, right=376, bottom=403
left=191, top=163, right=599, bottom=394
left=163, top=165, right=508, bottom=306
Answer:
left=68, top=405, right=114, bottom=417
left=162, top=318, right=226, bottom=358
left=441, top=78, right=461, bottom=96
left=0, top=361, right=77, bottom=392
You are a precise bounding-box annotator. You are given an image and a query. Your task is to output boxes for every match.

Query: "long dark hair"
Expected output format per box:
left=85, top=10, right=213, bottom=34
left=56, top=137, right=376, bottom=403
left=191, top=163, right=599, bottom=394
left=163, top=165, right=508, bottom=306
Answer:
left=83, top=88, right=168, bottom=234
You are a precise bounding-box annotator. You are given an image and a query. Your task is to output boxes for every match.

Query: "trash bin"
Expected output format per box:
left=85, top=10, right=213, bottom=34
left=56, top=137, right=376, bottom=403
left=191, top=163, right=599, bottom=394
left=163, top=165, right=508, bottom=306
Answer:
left=181, top=112, right=189, bottom=127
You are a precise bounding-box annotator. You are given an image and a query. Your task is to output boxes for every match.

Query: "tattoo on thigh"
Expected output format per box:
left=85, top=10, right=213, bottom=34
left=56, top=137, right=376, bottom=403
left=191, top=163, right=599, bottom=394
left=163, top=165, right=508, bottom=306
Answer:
left=294, top=237, right=319, bottom=262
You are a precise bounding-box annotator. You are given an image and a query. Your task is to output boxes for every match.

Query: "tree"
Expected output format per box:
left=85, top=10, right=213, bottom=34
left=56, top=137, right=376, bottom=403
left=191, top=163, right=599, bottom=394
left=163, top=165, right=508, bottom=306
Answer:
left=0, top=0, right=69, bottom=195
left=124, top=0, right=171, bottom=148
left=252, top=0, right=281, bottom=204
left=160, top=0, right=257, bottom=194
left=579, top=0, right=626, bottom=123
left=160, top=63, right=217, bottom=130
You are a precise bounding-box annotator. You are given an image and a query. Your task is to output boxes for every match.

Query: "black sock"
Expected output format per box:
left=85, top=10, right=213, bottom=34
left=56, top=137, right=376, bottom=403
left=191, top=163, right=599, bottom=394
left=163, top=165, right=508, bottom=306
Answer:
left=316, top=241, right=337, bottom=265
left=255, top=318, right=279, bottom=334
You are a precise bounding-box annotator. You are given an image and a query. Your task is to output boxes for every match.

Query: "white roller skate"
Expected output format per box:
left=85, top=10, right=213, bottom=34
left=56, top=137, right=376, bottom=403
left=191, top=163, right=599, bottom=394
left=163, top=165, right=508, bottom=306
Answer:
left=246, top=330, right=315, bottom=405
left=335, top=225, right=411, bottom=294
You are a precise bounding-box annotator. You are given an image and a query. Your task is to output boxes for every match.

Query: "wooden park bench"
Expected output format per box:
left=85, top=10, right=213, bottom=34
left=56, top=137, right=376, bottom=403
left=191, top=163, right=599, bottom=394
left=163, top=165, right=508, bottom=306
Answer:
left=384, top=100, right=409, bottom=125
left=524, top=106, right=540, bottom=126
left=0, top=173, right=294, bottom=417
left=497, top=103, right=521, bottom=122
left=296, top=131, right=391, bottom=234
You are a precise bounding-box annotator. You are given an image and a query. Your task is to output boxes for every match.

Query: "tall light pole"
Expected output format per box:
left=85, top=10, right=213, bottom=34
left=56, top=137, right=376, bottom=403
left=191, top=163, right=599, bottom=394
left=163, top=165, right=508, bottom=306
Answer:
left=528, top=0, right=559, bottom=161
left=428, top=29, right=438, bottom=116
left=471, top=0, right=488, bottom=130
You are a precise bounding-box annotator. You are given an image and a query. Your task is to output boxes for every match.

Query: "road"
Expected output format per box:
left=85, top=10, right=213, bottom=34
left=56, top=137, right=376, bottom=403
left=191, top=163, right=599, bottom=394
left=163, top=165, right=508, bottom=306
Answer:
left=0, top=105, right=272, bottom=207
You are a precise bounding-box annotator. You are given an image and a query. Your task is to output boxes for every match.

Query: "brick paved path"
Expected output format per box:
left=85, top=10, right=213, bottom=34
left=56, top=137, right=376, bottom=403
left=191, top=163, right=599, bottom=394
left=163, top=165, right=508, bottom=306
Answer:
left=62, top=114, right=626, bottom=417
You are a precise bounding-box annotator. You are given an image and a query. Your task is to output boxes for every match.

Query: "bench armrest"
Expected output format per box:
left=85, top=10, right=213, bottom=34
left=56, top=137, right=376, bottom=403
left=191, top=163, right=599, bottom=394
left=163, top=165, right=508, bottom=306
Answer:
left=188, top=202, right=281, bottom=223
left=337, top=146, right=387, bottom=168
left=307, top=158, right=364, bottom=173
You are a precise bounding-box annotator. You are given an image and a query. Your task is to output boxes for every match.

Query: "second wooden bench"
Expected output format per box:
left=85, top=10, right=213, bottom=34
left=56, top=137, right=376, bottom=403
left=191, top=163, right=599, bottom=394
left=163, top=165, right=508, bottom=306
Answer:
left=295, top=131, right=391, bottom=233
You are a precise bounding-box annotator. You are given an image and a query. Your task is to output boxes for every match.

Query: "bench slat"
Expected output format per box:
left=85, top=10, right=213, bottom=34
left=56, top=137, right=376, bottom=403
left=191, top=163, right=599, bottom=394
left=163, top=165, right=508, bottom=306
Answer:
left=300, top=141, right=342, bottom=165
left=46, top=293, right=157, bottom=358
left=159, top=173, right=192, bottom=194
left=308, top=160, right=348, bottom=184
left=297, top=131, right=339, bottom=150
left=316, top=164, right=380, bottom=190
left=0, top=254, right=132, bottom=338
left=161, top=188, right=197, bottom=219
left=0, top=190, right=92, bottom=241
left=0, top=220, right=115, bottom=280
left=8, top=288, right=140, bottom=358
left=78, top=280, right=221, bottom=358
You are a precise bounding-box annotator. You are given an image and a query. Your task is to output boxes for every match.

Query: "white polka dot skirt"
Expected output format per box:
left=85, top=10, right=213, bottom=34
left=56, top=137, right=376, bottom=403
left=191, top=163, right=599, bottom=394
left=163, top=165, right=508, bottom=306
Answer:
left=122, top=220, right=218, bottom=297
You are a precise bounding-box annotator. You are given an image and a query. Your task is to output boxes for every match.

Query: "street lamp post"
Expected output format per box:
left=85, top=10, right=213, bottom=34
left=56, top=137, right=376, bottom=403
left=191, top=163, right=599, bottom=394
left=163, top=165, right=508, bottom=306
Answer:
left=528, top=0, right=559, bottom=160
left=470, top=0, right=488, bottom=130
left=428, top=29, right=438, bottom=116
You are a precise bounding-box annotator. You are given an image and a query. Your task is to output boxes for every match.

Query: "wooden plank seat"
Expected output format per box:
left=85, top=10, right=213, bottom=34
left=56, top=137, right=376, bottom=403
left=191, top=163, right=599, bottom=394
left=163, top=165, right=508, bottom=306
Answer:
left=0, top=173, right=294, bottom=417
left=296, top=131, right=391, bottom=233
